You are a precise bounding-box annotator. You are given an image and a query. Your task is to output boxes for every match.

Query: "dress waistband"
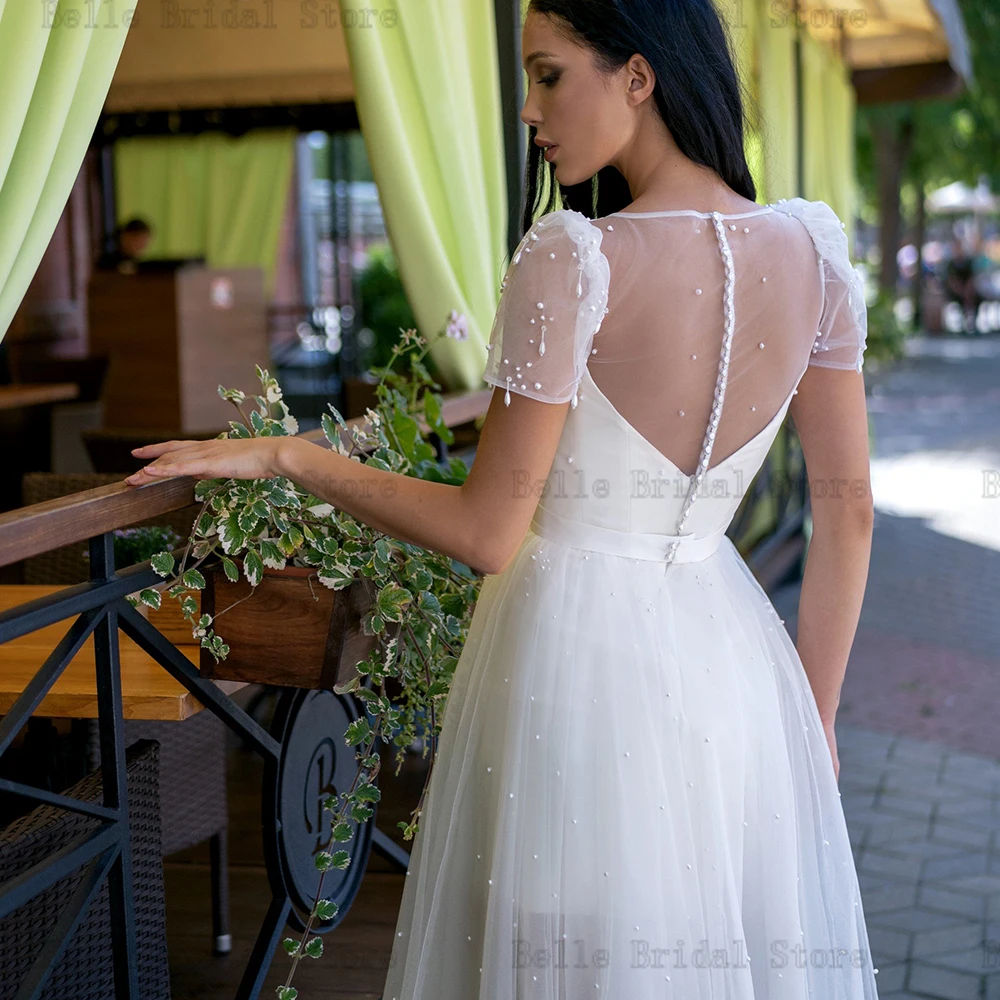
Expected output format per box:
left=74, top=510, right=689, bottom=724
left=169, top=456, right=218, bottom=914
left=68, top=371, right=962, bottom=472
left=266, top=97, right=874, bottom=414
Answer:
left=529, top=505, right=727, bottom=565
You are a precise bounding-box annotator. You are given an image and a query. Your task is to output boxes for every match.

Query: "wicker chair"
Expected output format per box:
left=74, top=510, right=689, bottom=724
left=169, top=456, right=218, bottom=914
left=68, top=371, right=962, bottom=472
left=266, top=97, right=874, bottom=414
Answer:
left=0, top=738, right=171, bottom=999
left=18, top=473, right=231, bottom=955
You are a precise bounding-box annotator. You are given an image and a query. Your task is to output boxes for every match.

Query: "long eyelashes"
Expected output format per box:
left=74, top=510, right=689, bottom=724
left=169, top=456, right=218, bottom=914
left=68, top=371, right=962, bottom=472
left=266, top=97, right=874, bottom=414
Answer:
left=539, top=74, right=559, bottom=86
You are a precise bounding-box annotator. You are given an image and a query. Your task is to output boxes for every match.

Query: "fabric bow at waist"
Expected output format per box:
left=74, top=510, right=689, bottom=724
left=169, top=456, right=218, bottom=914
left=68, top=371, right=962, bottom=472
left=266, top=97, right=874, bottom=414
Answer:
left=529, top=505, right=727, bottom=566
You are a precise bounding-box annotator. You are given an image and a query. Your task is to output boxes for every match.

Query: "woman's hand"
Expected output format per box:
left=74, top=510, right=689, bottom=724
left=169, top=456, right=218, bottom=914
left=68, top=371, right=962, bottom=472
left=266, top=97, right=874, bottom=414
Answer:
left=123, top=436, right=288, bottom=486
left=822, top=718, right=840, bottom=783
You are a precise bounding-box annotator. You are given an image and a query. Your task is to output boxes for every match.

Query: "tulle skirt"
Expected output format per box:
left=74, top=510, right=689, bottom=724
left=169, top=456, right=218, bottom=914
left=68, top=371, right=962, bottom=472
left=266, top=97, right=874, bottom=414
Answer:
left=380, top=528, right=880, bottom=999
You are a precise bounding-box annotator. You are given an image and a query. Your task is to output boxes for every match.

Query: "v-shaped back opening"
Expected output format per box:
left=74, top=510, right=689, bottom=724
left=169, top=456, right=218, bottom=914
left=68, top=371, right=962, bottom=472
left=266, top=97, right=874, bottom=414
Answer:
left=582, top=364, right=801, bottom=480
left=581, top=206, right=822, bottom=488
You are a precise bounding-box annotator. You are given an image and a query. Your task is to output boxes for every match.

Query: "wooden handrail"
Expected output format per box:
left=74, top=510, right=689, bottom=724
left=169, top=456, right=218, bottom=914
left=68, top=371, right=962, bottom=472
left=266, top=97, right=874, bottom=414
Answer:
left=0, top=388, right=492, bottom=569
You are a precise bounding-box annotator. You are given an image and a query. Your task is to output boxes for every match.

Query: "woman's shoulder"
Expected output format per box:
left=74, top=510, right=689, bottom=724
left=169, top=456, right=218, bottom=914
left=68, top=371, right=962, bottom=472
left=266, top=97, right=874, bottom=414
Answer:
left=770, top=197, right=848, bottom=234
left=529, top=207, right=608, bottom=239
left=515, top=210, right=611, bottom=276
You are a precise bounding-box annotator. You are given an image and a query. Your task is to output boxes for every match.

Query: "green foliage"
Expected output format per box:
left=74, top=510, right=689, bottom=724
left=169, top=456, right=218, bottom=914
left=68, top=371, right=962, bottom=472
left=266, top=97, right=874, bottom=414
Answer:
left=138, top=326, right=482, bottom=1000
left=356, top=244, right=418, bottom=372
left=865, top=289, right=909, bottom=366
left=86, top=525, right=183, bottom=575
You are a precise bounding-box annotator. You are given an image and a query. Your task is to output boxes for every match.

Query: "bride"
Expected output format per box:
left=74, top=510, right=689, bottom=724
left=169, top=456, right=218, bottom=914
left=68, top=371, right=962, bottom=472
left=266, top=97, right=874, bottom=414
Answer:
left=127, top=0, right=878, bottom=996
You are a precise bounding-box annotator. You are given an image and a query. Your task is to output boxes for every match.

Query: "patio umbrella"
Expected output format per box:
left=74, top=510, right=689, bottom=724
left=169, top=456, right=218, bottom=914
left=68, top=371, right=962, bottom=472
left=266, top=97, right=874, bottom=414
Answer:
left=926, top=178, right=1000, bottom=214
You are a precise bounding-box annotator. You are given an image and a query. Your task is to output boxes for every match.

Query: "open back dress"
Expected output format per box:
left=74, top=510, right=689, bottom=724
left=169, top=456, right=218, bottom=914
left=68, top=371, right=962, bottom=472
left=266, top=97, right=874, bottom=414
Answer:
left=380, top=197, right=878, bottom=999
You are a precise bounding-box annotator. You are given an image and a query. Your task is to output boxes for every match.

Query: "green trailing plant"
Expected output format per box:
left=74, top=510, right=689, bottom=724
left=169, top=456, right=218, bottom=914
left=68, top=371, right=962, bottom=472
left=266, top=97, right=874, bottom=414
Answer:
left=128, top=317, right=483, bottom=998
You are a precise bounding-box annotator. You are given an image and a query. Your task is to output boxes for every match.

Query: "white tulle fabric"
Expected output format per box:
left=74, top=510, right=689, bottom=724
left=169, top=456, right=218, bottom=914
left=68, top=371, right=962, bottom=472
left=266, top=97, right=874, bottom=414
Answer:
left=772, top=197, right=868, bottom=372
left=482, top=209, right=611, bottom=407
left=381, top=199, right=878, bottom=1000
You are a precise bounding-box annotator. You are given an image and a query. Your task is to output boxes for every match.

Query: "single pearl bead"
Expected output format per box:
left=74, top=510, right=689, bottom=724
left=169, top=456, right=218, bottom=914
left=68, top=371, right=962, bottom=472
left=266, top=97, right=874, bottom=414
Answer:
left=691, top=353, right=697, bottom=360
left=695, top=288, right=702, bottom=295
left=678, top=409, right=685, bottom=416
left=606, top=224, right=614, bottom=231
left=761, top=275, right=767, bottom=282
left=743, top=227, right=750, bottom=233
left=758, top=341, right=765, bottom=349
left=548, top=252, right=555, bottom=259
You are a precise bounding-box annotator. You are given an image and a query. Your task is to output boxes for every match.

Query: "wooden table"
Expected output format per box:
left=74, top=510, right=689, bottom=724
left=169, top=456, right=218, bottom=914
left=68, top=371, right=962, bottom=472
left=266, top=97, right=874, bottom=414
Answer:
left=0, top=585, right=246, bottom=721
left=0, top=383, right=79, bottom=410
left=0, top=384, right=82, bottom=513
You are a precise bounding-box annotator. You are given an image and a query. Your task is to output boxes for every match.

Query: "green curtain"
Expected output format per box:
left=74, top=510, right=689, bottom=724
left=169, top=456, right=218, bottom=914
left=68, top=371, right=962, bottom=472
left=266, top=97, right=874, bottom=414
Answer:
left=0, top=0, right=132, bottom=342
left=737, top=3, right=861, bottom=548
left=336, top=0, right=507, bottom=391
left=803, top=33, right=857, bottom=254
left=755, top=0, right=798, bottom=202
left=113, top=128, right=296, bottom=297
left=716, top=0, right=768, bottom=199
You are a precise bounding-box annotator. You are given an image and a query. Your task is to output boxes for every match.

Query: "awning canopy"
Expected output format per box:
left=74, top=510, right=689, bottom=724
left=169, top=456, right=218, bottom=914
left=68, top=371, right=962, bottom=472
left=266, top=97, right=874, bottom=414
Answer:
left=104, top=4, right=356, bottom=112
left=103, top=0, right=972, bottom=115
left=798, top=0, right=973, bottom=103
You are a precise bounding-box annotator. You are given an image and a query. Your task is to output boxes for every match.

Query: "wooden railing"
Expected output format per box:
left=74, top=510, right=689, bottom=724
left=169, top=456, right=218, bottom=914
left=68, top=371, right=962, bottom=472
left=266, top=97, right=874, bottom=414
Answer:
left=0, top=388, right=492, bottom=569
left=0, top=385, right=491, bottom=999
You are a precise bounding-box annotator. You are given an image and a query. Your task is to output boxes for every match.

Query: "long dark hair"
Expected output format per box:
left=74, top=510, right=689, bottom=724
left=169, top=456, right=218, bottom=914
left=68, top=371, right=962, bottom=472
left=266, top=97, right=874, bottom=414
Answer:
left=519, top=0, right=760, bottom=238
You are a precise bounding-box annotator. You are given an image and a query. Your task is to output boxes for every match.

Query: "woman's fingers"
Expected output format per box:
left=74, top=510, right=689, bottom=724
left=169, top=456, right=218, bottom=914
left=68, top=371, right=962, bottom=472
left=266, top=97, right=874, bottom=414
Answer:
left=125, top=447, right=204, bottom=484
left=131, top=440, right=199, bottom=458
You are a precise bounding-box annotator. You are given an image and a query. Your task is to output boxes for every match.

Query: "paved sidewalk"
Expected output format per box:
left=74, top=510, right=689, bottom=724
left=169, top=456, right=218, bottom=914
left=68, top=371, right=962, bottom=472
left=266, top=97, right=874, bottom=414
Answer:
left=771, top=333, right=1000, bottom=999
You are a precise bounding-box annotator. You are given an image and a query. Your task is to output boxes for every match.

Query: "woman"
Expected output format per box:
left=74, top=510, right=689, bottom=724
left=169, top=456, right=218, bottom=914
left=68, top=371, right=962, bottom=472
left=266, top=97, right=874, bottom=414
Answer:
left=127, top=1, right=877, bottom=996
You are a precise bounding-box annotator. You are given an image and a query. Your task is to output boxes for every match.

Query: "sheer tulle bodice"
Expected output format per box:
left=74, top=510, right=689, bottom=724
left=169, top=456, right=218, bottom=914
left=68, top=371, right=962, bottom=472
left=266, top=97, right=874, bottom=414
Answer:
left=482, top=198, right=868, bottom=571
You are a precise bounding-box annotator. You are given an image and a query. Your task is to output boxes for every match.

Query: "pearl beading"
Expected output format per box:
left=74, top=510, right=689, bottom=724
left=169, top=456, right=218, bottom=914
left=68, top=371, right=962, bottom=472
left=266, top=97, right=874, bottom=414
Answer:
left=661, top=211, right=736, bottom=577
left=490, top=215, right=609, bottom=408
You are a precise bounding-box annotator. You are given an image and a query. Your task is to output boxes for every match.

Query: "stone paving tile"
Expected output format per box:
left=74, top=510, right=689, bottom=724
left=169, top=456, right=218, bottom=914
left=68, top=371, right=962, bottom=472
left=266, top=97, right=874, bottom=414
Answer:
left=866, top=922, right=912, bottom=961
left=872, top=960, right=908, bottom=992
left=912, top=921, right=985, bottom=958
left=919, top=885, right=987, bottom=920
left=870, top=908, right=973, bottom=935
left=906, top=960, right=982, bottom=999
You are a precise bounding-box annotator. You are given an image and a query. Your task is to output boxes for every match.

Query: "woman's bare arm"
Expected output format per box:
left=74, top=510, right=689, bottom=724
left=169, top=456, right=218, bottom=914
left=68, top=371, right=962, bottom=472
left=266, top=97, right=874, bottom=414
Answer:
left=788, top=365, right=875, bottom=722
left=276, top=388, right=572, bottom=577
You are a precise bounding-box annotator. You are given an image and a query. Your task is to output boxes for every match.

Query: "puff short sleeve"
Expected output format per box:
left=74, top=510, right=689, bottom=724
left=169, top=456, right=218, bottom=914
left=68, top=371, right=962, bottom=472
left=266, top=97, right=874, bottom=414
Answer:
left=773, top=197, right=868, bottom=372
left=482, top=208, right=611, bottom=406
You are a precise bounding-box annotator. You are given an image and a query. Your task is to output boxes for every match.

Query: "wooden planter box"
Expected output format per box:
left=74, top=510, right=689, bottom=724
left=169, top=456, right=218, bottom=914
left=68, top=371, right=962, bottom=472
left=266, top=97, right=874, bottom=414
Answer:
left=197, top=562, right=394, bottom=691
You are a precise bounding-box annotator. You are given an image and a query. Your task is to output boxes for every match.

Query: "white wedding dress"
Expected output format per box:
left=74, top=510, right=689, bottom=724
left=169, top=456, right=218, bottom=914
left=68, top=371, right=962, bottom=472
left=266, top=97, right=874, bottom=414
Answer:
left=380, top=198, right=878, bottom=999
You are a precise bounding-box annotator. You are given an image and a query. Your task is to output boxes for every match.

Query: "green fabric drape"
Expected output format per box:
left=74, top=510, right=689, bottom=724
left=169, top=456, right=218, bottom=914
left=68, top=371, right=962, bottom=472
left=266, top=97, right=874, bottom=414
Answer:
left=755, top=0, right=798, bottom=202
left=113, top=128, right=296, bottom=297
left=716, top=0, right=768, bottom=200
left=0, top=0, right=132, bottom=342
left=336, top=0, right=508, bottom=391
left=802, top=32, right=857, bottom=254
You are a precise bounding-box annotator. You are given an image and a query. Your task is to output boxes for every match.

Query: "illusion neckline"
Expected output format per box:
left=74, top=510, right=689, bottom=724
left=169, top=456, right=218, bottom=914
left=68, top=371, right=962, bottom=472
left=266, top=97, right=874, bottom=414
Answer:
left=608, top=205, right=776, bottom=220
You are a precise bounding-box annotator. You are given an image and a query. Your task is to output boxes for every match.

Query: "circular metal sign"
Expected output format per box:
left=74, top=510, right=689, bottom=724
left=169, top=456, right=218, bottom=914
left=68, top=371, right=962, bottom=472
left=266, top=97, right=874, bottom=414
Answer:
left=265, top=688, right=376, bottom=932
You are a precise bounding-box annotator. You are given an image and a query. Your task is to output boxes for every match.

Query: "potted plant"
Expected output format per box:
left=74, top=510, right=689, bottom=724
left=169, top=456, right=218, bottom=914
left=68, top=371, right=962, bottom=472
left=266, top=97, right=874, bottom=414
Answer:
left=132, top=317, right=484, bottom=998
